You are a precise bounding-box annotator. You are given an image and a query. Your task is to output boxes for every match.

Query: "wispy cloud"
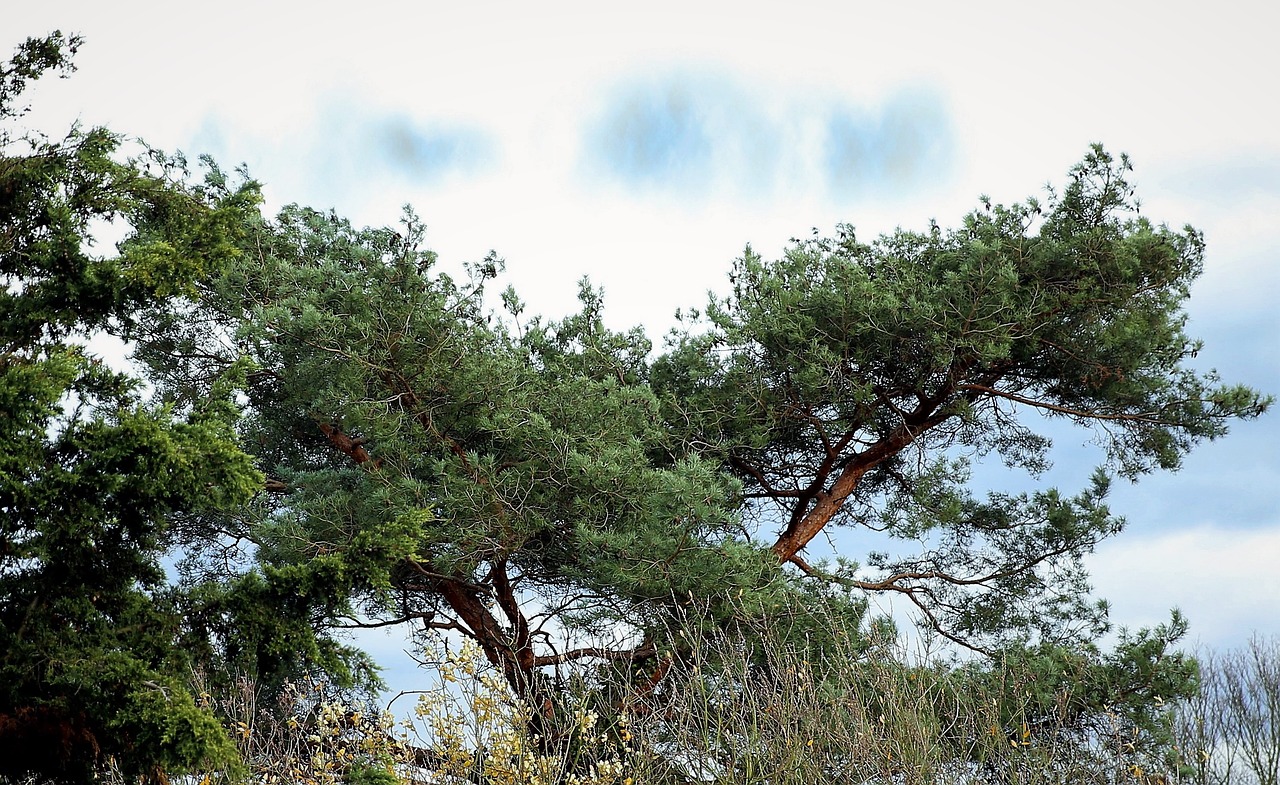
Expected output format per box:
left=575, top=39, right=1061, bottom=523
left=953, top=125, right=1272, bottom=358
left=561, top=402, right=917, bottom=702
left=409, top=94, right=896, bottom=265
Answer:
left=583, top=70, right=954, bottom=203
left=823, top=89, right=953, bottom=199
left=1152, top=154, right=1280, bottom=203
left=587, top=76, right=715, bottom=188
left=1087, top=525, right=1280, bottom=648
left=187, top=100, right=496, bottom=213
left=374, top=114, right=495, bottom=183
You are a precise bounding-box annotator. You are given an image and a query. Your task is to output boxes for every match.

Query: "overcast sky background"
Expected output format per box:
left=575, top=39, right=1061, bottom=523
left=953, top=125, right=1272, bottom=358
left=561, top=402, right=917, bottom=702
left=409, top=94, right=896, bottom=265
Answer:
left=10, top=1, right=1279, bottom=683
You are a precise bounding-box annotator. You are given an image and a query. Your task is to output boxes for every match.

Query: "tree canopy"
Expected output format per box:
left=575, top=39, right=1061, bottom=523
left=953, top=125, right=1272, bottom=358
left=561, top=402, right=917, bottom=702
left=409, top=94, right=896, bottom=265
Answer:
left=139, top=141, right=1268, bottom=717
left=139, top=204, right=796, bottom=722
left=653, top=147, right=1268, bottom=649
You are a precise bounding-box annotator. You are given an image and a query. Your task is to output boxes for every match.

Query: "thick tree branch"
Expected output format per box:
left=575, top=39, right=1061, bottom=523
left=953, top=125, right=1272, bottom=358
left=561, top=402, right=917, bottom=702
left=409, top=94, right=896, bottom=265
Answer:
left=492, top=559, right=534, bottom=671
left=316, top=421, right=381, bottom=467
left=771, top=410, right=952, bottom=561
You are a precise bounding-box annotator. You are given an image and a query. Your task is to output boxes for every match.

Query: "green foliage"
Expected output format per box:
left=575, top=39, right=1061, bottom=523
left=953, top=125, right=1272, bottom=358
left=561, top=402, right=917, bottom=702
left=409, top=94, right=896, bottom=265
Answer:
left=959, top=611, right=1198, bottom=779
left=653, top=144, right=1270, bottom=651
left=130, top=137, right=1267, bottom=777
left=137, top=202, right=807, bottom=717
left=1, top=33, right=261, bottom=783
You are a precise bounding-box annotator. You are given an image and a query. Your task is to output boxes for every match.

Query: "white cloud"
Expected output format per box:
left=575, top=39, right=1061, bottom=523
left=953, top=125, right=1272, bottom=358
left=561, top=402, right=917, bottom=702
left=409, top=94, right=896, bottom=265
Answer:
left=1086, top=526, right=1280, bottom=649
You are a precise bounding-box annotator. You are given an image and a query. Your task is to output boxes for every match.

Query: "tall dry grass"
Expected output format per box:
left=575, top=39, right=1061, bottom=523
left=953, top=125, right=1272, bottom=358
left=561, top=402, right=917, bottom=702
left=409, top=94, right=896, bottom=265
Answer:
left=169, top=613, right=1189, bottom=785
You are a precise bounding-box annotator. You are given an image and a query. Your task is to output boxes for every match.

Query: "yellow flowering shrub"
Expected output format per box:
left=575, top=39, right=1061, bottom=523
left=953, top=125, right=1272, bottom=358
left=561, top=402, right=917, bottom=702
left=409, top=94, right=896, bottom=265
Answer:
left=188, top=638, right=641, bottom=785
left=406, top=640, right=635, bottom=785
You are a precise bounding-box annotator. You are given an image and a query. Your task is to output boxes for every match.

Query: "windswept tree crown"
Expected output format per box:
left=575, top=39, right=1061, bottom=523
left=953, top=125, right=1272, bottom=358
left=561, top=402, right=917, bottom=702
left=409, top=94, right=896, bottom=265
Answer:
left=655, top=145, right=1268, bottom=647
left=140, top=146, right=1268, bottom=706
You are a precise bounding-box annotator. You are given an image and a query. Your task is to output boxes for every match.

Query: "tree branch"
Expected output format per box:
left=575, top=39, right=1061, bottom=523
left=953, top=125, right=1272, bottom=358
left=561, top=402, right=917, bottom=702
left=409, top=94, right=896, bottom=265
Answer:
left=533, top=639, right=658, bottom=667
left=956, top=383, right=1171, bottom=424
left=316, top=421, right=381, bottom=467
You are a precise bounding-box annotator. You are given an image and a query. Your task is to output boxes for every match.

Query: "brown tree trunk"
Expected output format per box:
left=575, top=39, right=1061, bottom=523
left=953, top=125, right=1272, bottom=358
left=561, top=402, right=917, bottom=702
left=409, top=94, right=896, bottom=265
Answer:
left=771, top=461, right=871, bottom=564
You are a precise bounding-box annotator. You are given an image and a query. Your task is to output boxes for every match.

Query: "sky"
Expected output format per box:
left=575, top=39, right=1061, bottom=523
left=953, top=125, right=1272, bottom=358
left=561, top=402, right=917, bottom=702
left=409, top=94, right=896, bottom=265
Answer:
left=10, top=1, right=1279, bottom=681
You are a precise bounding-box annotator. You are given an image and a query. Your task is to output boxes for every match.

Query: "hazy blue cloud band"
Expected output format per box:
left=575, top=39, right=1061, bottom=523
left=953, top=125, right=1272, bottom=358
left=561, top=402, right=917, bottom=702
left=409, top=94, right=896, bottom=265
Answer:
left=375, top=114, right=495, bottom=182
left=583, top=70, right=955, bottom=201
